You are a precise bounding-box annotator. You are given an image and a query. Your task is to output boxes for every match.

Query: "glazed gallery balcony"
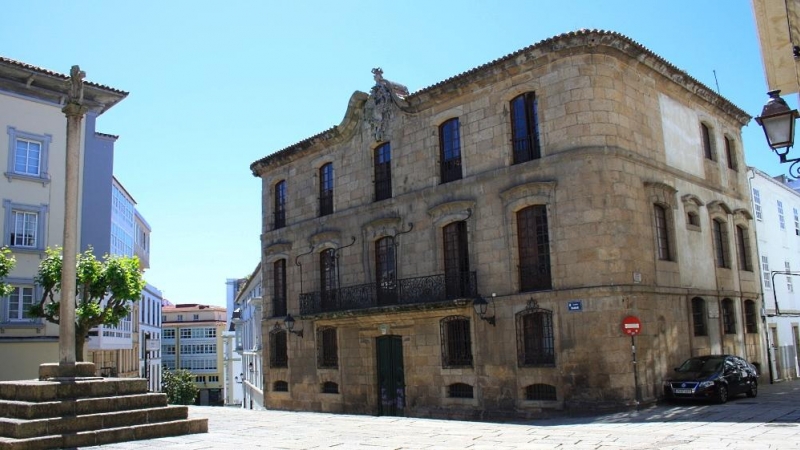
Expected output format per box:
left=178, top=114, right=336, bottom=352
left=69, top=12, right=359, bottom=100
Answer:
left=299, top=272, right=478, bottom=315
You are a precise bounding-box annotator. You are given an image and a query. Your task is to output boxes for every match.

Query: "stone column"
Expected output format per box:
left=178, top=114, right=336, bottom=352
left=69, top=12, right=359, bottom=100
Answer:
left=39, top=66, right=95, bottom=379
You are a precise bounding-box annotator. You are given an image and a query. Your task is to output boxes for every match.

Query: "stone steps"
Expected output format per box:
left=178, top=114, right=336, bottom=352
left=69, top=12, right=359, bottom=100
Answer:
left=0, top=418, right=208, bottom=450
left=0, top=376, right=208, bottom=450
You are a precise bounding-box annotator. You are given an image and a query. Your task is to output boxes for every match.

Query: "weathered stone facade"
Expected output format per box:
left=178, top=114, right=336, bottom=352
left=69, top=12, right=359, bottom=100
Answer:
left=250, top=30, right=762, bottom=419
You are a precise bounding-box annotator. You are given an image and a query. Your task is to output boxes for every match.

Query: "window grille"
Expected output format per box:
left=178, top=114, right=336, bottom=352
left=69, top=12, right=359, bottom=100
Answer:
left=273, top=380, right=288, bottom=392
left=440, top=316, right=473, bottom=367
left=375, top=237, right=397, bottom=306
left=753, top=189, right=763, bottom=221
left=525, top=384, right=557, bottom=401
left=510, top=92, right=541, bottom=164
left=516, top=305, right=555, bottom=367
left=321, top=382, right=339, bottom=394
left=762, top=256, right=771, bottom=289
left=317, top=326, right=338, bottom=368
left=778, top=200, right=786, bottom=230
left=721, top=299, right=736, bottom=334
left=691, top=297, right=707, bottom=337
left=744, top=300, right=758, bottom=334
left=448, top=383, right=473, bottom=398
left=269, top=329, right=288, bottom=368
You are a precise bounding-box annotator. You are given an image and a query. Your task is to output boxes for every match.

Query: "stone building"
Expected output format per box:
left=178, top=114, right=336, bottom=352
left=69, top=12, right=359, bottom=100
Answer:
left=250, top=30, right=763, bottom=419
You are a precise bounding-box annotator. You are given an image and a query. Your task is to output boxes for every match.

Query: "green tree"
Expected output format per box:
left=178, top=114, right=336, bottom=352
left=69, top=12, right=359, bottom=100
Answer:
left=162, top=369, right=199, bottom=405
left=0, top=247, right=15, bottom=297
left=29, top=247, right=146, bottom=361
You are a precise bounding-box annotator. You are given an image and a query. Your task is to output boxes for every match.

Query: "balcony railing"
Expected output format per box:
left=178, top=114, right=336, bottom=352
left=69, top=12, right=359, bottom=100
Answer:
left=300, top=272, right=477, bottom=315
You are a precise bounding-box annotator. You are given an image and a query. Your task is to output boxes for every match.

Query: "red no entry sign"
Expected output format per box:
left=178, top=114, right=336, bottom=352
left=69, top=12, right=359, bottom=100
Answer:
left=621, top=315, right=642, bottom=336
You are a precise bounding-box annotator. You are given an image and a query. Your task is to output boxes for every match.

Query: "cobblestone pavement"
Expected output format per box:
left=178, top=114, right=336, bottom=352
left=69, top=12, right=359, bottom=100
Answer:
left=85, top=380, right=800, bottom=449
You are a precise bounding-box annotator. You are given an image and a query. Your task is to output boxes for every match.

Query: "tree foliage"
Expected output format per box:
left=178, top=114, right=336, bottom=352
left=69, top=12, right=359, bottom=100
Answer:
left=0, top=247, right=15, bottom=297
left=29, top=247, right=146, bottom=361
left=162, top=369, right=199, bottom=405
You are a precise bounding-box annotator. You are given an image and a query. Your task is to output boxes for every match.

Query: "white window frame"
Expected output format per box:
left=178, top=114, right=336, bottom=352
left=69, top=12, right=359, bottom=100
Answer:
left=794, top=208, right=799, bottom=236
left=6, top=286, right=34, bottom=321
left=5, top=127, right=52, bottom=184
left=763, top=256, right=771, bottom=290
left=753, top=189, right=763, bottom=221
left=778, top=200, right=786, bottom=230
left=3, top=200, right=48, bottom=251
left=787, top=261, right=793, bottom=292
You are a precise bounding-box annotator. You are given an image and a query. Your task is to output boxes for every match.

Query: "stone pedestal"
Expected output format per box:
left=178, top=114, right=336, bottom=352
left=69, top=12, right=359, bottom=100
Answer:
left=38, top=362, right=97, bottom=380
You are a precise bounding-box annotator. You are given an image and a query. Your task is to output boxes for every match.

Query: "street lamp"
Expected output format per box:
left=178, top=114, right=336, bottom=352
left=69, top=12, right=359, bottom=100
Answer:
left=284, top=314, right=304, bottom=338
left=472, top=294, right=496, bottom=326
left=755, top=90, right=800, bottom=175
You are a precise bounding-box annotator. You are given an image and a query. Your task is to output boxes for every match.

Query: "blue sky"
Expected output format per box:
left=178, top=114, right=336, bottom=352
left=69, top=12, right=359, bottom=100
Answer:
left=0, top=1, right=788, bottom=306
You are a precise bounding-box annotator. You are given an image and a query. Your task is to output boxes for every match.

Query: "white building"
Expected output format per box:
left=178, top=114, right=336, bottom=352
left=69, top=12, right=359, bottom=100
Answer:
left=223, top=277, right=244, bottom=406
left=231, top=266, right=263, bottom=410
left=750, top=166, right=800, bottom=381
left=140, top=283, right=163, bottom=392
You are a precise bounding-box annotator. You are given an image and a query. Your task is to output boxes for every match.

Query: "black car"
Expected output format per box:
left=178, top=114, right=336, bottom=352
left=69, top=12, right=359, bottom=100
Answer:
left=663, top=354, right=758, bottom=403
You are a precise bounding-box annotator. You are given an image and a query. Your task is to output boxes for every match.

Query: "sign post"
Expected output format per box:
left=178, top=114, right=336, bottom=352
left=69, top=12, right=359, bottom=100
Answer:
left=621, top=315, right=642, bottom=406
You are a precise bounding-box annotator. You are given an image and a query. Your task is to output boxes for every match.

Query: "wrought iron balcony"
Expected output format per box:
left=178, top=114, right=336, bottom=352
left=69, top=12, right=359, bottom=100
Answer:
left=299, top=272, right=477, bottom=315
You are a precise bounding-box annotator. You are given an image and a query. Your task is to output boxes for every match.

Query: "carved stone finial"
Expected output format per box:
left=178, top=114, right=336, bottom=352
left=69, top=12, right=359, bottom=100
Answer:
left=67, top=65, right=86, bottom=105
left=372, top=67, right=384, bottom=83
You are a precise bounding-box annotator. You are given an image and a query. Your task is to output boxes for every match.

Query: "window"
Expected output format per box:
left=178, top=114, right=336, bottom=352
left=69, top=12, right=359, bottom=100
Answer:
left=273, top=259, right=287, bottom=317
left=724, top=136, right=737, bottom=170
left=510, top=92, right=541, bottom=164
left=163, top=345, right=176, bottom=355
left=273, top=380, right=289, bottom=392
left=687, top=212, right=700, bottom=227
left=787, top=261, right=794, bottom=292
left=320, top=249, right=337, bottom=311
left=321, top=381, right=339, bottom=394
left=762, top=256, right=771, bottom=289
left=207, top=375, right=219, bottom=383
left=163, top=329, right=175, bottom=339
left=439, top=118, right=462, bottom=183
left=180, top=328, right=191, bottom=339
left=274, top=180, right=286, bottom=229
left=517, top=205, right=552, bottom=292
left=721, top=298, right=736, bottom=334
left=319, top=163, right=334, bottom=216
left=701, top=123, right=714, bottom=160
left=736, top=226, right=752, bottom=271
left=194, top=376, right=205, bottom=383
left=375, top=236, right=397, bottom=306
left=744, top=300, right=758, bottom=334
left=654, top=204, right=672, bottom=261
left=448, top=383, right=474, bottom=398
left=525, top=384, right=557, bottom=401
left=6, top=286, right=34, bottom=321
left=177, top=314, right=183, bottom=322
left=440, top=316, right=472, bottom=367
left=6, top=127, right=52, bottom=183
left=691, top=297, right=707, bottom=336
left=443, top=221, right=471, bottom=299
left=269, top=329, right=288, bottom=368
left=374, top=143, right=392, bottom=201
left=778, top=200, right=786, bottom=230
left=3, top=201, right=47, bottom=250
left=516, top=306, right=555, bottom=366
left=317, top=326, right=338, bottom=368
left=795, top=208, right=799, bottom=236
left=753, top=189, right=763, bottom=221
left=193, top=314, right=199, bottom=321
left=712, top=219, right=730, bottom=268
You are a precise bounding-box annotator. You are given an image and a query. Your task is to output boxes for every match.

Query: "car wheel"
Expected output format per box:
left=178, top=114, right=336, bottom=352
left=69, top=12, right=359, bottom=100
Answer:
left=716, top=385, right=728, bottom=404
left=747, top=382, right=758, bottom=398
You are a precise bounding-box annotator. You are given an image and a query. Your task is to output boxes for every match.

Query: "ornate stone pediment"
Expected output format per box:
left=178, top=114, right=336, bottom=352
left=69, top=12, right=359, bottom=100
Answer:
left=364, top=68, right=409, bottom=142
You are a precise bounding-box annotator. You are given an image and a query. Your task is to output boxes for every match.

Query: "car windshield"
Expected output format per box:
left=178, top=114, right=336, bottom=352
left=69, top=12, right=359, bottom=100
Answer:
left=677, top=357, right=724, bottom=373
